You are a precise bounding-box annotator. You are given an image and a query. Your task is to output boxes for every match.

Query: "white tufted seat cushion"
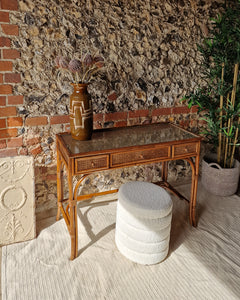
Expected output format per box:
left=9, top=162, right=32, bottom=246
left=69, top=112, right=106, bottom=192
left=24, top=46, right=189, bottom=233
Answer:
left=115, top=227, right=170, bottom=254
left=117, top=201, right=172, bottom=230
left=116, top=214, right=171, bottom=243
left=115, top=181, right=173, bottom=265
left=116, top=238, right=169, bottom=265
left=118, top=181, right=172, bottom=219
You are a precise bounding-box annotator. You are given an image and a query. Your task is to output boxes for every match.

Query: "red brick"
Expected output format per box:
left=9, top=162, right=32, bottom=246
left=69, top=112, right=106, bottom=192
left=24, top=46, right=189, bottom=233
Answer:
left=0, top=139, right=6, bottom=149
left=107, top=92, right=117, bottom=101
left=25, top=116, right=48, bottom=126
left=0, top=61, right=12, bottom=71
left=0, top=74, right=3, bottom=83
left=0, top=84, right=12, bottom=94
left=93, top=113, right=103, bottom=122
left=7, top=136, right=23, bottom=147
left=26, top=137, right=40, bottom=146
left=0, top=0, right=18, bottom=10
left=19, top=147, right=28, bottom=155
left=1, top=24, right=18, bottom=36
left=0, top=37, right=11, bottom=47
left=172, top=106, right=191, bottom=115
left=0, top=128, right=18, bottom=138
left=7, top=116, right=23, bottom=127
left=104, top=111, right=128, bottom=122
left=30, top=145, right=42, bottom=156
left=4, top=73, right=21, bottom=83
left=0, top=148, right=18, bottom=157
left=50, top=115, right=70, bottom=125
left=38, top=166, right=47, bottom=174
left=0, top=106, right=16, bottom=117
left=2, top=49, right=20, bottom=59
left=8, top=95, right=23, bottom=105
left=128, top=109, right=149, bottom=118
left=191, top=105, right=199, bottom=113
left=0, top=118, right=6, bottom=128
left=0, top=96, right=6, bottom=106
left=179, top=120, right=190, bottom=128
left=0, top=11, right=9, bottom=22
left=152, top=107, right=172, bottom=116
left=114, top=120, right=127, bottom=128
left=46, top=174, right=57, bottom=181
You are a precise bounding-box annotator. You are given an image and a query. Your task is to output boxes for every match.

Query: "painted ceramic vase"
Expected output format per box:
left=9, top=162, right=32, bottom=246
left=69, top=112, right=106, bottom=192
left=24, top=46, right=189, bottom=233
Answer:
left=70, top=83, right=93, bottom=140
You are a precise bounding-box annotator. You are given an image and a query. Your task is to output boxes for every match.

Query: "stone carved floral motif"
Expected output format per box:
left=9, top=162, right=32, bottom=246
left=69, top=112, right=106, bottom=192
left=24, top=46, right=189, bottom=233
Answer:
left=0, top=159, right=31, bottom=184
left=0, top=157, right=36, bottom=246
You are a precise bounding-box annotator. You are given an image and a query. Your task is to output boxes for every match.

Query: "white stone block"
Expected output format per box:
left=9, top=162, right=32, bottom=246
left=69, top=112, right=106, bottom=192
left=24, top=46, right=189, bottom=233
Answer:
left=0, top=156, right=36, bottom=246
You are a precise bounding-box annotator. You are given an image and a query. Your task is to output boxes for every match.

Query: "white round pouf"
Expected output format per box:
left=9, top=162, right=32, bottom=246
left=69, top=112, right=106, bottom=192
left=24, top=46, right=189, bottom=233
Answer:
left=115, top=181, right=172, bottom=265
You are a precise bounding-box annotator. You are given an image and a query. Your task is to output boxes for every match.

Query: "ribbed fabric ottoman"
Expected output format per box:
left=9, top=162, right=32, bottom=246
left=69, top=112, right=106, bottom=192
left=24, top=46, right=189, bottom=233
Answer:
left=115, top=181, right=172, bottom=265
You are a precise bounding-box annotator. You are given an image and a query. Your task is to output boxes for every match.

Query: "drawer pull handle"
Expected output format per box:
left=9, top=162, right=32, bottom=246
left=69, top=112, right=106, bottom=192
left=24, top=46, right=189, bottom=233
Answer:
left=91, top=162, right=95, bottom=167
left=184, top=148, right=188, bottom=152
left=139, top=154, right=144, bottom=159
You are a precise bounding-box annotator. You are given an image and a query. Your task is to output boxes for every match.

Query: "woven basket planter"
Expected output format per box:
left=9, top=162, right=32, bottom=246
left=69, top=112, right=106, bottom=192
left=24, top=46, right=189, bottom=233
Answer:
left=202, top=154, right=240, bottom=196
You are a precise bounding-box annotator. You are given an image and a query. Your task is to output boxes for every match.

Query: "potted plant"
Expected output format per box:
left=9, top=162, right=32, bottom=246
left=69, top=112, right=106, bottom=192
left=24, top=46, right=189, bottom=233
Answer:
left=183, top=2, right=240, bottom=196
left=55, top=52, right=104, bottom=140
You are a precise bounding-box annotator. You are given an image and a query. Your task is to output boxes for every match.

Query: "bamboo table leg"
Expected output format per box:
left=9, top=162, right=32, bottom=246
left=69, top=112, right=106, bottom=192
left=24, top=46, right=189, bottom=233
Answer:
left=191, top=173, right=199, bottom=227
left=56, top=150, right=80, bottom=259
left=186, top=155, right=200, bottom=227
left=68, top=166, right=78, bottom=260
left=162, top=161, right=168, bottom=182
left=191, top=154, right=200, bottom=227
left=56, top=150, right=63, bottom=221
left=69, top=200, right=78, bottom=260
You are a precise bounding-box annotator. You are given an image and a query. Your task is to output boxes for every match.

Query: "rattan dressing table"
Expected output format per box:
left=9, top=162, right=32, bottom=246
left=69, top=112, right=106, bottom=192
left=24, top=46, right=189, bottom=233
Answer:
left=56, top=123, right=201, bottom=260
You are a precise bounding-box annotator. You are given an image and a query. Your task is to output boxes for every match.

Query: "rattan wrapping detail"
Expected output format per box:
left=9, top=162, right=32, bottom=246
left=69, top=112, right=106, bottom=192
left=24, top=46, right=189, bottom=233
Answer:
left=173, top=143, right=197, bottom=157
left=75, top=155, right=109, bottom=174
left=111, top=146, right=170, bottom=167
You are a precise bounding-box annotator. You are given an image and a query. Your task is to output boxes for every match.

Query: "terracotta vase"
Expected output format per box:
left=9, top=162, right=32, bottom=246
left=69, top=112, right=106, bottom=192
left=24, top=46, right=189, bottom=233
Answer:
left=70, top=83, right=93, bottom=140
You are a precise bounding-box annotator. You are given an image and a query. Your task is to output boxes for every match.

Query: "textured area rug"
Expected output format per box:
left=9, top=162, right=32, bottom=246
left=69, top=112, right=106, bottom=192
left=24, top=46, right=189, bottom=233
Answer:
left=2, top=183, right=240, bottom=300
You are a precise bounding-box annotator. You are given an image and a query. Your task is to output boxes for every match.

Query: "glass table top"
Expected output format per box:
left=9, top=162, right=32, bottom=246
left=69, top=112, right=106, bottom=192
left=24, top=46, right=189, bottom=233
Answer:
left=61, top=123, right=200, bottom=155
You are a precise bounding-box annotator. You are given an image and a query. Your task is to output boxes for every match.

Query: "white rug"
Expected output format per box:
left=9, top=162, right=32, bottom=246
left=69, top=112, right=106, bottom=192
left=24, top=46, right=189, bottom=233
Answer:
left=2, top=183, right=240, bottom=300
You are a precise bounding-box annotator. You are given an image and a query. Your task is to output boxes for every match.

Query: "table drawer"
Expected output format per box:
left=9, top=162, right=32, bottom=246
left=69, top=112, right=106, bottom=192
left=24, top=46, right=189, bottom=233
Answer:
left=75, top=155, right=109, bottom=174
left=173, top=143, right=197, bottom=157
left=111, top=146, right=170, bottom=167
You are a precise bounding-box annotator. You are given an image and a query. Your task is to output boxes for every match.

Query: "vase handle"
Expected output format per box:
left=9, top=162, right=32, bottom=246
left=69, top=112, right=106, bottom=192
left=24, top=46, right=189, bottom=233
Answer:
left=208, top=162, right=222, bottom=169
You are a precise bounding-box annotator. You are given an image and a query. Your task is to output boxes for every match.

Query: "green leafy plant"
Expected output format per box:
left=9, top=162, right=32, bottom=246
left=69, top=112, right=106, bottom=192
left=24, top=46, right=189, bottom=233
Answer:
left=183, top=2, right=240, bottom=168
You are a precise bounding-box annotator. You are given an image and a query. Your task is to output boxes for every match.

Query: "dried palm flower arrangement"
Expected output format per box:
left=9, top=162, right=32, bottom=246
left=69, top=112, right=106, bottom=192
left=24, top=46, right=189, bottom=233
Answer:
left=55, top=52, right=104, bottom=84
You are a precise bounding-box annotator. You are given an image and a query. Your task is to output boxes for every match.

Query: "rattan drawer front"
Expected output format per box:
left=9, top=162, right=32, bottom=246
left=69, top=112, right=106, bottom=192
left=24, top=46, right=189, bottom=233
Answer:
left=173, top=143, right=197, bottom=157
left=111, top=146, right=170, bottom=167
left=75, top=155, right=109, bottom=174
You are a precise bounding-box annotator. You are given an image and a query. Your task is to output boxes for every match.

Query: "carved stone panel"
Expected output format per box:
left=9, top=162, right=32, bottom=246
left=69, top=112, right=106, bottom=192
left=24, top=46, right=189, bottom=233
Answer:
left=0, top=156, right=36, bottom=246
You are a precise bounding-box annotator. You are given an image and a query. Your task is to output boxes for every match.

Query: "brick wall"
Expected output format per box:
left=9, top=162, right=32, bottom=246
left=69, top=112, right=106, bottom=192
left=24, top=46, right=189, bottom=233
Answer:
left=93, top=106, right=199, bottom=130
left=0, top=0, right=22, bottom=157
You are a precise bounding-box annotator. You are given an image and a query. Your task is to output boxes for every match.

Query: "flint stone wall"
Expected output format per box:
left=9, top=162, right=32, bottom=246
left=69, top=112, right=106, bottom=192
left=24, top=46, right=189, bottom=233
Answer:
left=7, top=0, right=223, bottom=212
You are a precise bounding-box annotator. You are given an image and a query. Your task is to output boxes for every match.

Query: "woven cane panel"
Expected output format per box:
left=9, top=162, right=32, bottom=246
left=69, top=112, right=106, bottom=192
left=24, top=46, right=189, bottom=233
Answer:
left=173, top=143, right=197, bottom=157
left=75, top=155, right=109, bottom=174
left=111, top=146, right=170, bottom=167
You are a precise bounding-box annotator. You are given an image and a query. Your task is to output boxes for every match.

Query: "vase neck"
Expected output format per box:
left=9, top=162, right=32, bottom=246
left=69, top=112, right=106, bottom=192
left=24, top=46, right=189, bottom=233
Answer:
left=71, top=83, right=88, bottom=91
